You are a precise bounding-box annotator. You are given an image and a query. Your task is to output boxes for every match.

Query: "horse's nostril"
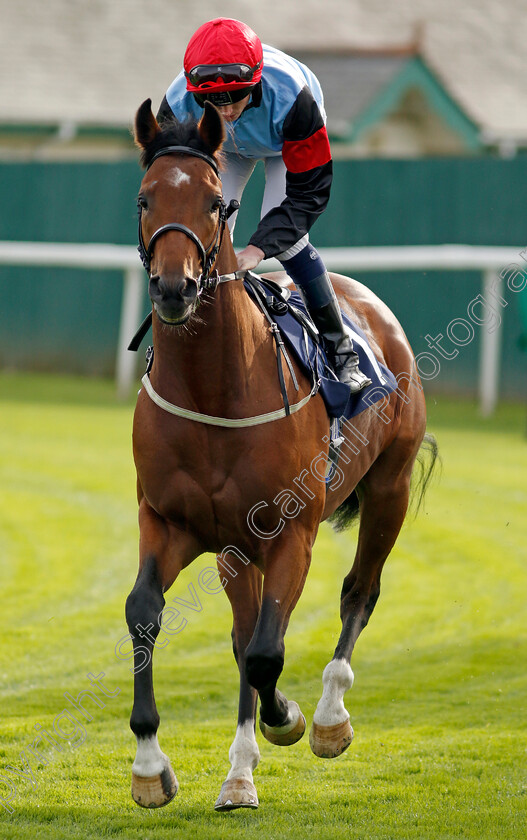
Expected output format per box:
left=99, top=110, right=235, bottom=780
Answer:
left=148, top=275, right=163, bottom=301
left=182, top=277, right=199, bottom=300
left=148, top=274, right=198, bottom=306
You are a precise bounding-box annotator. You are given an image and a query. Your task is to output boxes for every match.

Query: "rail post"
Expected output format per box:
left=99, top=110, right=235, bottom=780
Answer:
left=478, top=269, right=504, bottom=417
left=116, top=266, right=144, bottom=400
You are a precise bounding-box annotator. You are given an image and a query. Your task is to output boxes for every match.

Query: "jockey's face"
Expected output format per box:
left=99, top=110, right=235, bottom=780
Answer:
left=214, top=94, right=251, bottom=122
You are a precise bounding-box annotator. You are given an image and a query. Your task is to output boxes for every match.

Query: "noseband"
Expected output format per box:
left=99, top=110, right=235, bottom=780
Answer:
left=137, top=145, right=238, bottom=291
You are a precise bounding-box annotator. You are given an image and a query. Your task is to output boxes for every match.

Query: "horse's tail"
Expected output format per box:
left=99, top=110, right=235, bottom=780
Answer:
left=327, top=489, right=361, bottom=532
left=408, top=431, right=440, bottom=517
left=328, top=431, right=440, bottom=533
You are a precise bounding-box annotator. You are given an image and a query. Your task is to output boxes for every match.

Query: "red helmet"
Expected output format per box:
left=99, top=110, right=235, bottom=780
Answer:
left=184, top=18, right=263, bottom=93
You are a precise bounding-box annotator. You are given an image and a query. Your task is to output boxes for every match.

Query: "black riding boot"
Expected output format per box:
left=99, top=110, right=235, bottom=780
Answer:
left=310, top=298, right=372, bottom=392
left=280, top=243, right=372, bottom=394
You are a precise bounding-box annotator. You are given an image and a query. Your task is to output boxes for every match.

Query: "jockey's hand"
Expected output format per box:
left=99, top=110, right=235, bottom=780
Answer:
left=236, top=245, right=265, bottom=272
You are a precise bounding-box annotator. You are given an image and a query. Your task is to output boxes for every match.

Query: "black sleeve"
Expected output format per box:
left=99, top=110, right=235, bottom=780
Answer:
left=156, top=96, right=175, bottom=124
left=249, top=163, right=332, bottom=258
left=248, top=86, right=333, bottom=258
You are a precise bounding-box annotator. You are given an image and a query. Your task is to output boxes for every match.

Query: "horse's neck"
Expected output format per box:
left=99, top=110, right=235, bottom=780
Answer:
left=151, top=250, right=272, bottom=411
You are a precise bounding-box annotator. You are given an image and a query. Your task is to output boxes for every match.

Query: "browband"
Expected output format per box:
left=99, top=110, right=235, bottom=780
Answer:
left=147, top=145, right=220, bottom=177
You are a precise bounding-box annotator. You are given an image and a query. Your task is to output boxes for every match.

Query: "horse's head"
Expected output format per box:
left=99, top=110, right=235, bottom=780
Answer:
left=134, top=99, right=226, bottom=326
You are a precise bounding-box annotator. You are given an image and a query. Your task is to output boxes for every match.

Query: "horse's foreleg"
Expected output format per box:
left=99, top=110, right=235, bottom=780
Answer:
left=126, top=553, right=177, bottom=808
left=310, top=458, right=413, bottom=759
left=126, top=500, right=199, bottom=807
left=245, top=531, right=311, bottom=747
left=250, top=597, right=307, bottom=745
left=215, top=561, right=262, bottom=811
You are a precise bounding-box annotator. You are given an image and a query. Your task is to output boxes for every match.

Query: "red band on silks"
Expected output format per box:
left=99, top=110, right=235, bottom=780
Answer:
left=282, top=126, right=332, bottom=174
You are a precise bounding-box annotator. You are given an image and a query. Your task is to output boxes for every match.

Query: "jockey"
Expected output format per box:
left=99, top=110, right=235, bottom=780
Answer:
left=158, top=18, right=371, bottom=393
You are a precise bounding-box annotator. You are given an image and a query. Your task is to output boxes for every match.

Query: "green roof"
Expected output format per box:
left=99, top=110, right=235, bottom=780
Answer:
left=348, top=55, right=481, bottom=149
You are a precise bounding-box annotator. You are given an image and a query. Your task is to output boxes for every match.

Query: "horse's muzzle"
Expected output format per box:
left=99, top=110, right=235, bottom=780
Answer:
left=149, top=274, right=198, bottom=325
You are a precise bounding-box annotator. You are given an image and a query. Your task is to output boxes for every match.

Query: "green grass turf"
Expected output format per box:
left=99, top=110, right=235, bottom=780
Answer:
left=0, top=372, right=525, bottom=839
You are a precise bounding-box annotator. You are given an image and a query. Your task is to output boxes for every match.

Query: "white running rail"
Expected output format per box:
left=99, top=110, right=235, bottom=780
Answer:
left=0, top=242, right=518, bottom=413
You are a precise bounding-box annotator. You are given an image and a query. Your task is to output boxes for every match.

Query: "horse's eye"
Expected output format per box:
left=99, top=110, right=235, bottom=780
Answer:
left=211, top=197, right=222, bottom=213
left=138, top=196, right=148, bottom=211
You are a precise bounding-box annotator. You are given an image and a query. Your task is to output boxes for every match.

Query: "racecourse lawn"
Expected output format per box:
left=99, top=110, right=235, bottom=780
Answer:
left=0, top=371, right=525, bottom=840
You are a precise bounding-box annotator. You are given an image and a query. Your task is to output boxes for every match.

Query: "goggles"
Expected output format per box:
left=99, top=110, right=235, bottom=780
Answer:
left=185, top=60, right=262, bottom=88
left=194, top=87, right=254, bottom=107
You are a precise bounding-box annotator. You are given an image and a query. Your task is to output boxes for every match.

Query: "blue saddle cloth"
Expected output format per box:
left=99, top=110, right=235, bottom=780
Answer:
left=244, top=277, right=398, bottom=421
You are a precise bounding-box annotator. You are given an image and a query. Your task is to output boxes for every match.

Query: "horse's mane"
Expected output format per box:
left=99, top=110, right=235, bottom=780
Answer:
left=139, top=115, right=216, bottom=170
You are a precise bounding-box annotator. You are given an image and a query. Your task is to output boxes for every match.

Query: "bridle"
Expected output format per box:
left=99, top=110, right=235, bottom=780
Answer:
left=136, top=144, right=238, bottom=292
left=129, top=143, right=240, bottom=351
left=131, top=143, right=321, bottom=427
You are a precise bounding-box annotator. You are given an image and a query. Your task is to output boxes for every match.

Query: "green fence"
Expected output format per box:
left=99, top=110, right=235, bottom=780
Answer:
left=0, top=158, right=526, bottom=398
left=0, top=161, right=146, bottom=377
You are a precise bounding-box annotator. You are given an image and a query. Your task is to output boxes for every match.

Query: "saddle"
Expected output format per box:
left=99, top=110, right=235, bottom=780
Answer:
left=243, top=272, right=397, bottom=423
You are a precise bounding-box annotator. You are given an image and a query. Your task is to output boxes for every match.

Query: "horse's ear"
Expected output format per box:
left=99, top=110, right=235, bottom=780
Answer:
left=135, top=99, right=161, bottom=150
left=198, top=101, right=225, bottom=155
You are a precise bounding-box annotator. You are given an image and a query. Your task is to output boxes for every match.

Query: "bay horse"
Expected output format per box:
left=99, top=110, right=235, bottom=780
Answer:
left=125, top=98, right=437, bottom=811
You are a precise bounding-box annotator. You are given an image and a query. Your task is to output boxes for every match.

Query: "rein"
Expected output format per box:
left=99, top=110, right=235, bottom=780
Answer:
left=135, top=271, right=320, bottom=426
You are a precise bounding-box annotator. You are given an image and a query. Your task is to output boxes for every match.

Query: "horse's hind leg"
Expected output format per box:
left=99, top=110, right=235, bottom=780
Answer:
left=126, top=500, right=200, bottom=807
left=310, top=443, right=416, bottom=759
left=215, top=558, right=262, bottom=811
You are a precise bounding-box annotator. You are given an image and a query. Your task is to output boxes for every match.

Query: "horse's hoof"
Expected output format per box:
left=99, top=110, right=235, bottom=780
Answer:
left=214, top=778, right=259, bottom=811
left=131, top=763, right=178, bottom=808
left=309, top=718, right=354, bottom=758
left=259, top=700, right=306, bottom=746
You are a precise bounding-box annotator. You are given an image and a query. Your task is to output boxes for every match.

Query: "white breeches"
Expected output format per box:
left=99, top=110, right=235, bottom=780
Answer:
left=220, top=152, right=308, bottom=260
